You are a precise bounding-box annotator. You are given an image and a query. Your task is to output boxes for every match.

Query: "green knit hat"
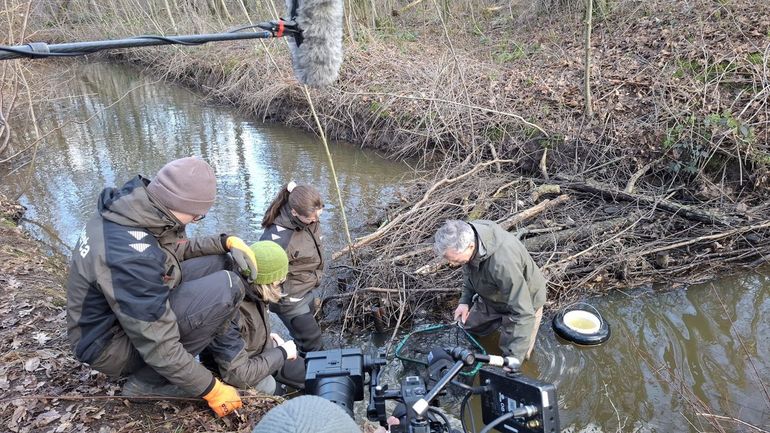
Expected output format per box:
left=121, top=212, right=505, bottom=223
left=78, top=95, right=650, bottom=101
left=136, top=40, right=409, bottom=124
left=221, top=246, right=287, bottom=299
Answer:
left=249, top=241, right=289, bottom=285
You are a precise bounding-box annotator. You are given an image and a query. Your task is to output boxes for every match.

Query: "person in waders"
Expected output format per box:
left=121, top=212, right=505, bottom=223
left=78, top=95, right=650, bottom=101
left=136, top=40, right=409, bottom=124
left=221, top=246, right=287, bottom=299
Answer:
left=66, top=157, right=260, bottom=417
left=433, top=220, right=547, bottom=362
left=204, top=240, right=306, bottom=393
left=259, top=182, right=325, bottom=354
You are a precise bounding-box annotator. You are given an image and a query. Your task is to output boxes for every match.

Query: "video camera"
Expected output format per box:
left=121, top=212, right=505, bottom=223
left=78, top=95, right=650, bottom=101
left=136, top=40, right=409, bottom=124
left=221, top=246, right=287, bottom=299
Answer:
left=304, top=347, right=560, bottom=433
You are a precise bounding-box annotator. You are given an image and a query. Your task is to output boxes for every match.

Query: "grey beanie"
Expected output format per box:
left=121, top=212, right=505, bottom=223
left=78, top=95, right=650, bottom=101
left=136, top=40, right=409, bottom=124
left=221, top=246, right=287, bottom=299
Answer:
left=146, top=157, right=216, bottom=216
left=252, top=395, right=361, bottom=433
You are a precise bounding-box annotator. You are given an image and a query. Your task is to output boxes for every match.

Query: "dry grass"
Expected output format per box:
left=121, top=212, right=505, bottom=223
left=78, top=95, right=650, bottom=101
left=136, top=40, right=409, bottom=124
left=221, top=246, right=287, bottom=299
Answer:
left=8, top=0, right=766, bottom=326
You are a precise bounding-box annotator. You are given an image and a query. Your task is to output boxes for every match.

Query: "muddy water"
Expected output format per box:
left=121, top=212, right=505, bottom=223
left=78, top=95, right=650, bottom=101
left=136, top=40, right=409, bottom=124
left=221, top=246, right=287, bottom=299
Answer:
left=460, top=271, right=770, bottom=433
left=2, top=62, right=410, bottom=253
left=3, top=61, right=769, bottom=433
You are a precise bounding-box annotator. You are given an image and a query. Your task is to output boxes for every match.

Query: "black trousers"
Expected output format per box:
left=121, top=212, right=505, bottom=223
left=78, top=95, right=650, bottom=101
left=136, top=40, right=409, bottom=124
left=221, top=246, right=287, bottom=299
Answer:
left=92, top=254, right=245, bottom=379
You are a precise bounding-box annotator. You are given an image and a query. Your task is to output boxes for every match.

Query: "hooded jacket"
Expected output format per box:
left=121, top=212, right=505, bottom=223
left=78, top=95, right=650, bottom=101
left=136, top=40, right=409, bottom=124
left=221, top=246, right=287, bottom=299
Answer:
left=209, top=290, right=287, bottom=388
left=461, top=220, right=547, bottom=356
left=66, top=176, right=227, bottom=396
left=259, top=205, right=323, bottom=300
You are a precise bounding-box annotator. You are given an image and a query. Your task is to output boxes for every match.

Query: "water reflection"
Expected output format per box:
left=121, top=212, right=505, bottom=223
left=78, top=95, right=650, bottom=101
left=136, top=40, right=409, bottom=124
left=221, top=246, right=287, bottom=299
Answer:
left=2, top=61, right=410, bottom=253
left=523, top=272, right=770, bottom=432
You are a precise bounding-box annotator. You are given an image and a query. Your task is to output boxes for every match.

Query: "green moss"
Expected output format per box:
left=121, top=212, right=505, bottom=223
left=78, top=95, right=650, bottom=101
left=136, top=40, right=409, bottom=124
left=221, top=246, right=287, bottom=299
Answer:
left=369, top=101, right=390, bottom=119
left=495, top=49, right=523, bottom=63
left=673, top=58, right=699, bottom=78
left=220, top=58, right=241, bottom=76
left=751, top=151, right=770, bottom=166
left=485, top=126, right=505, bottom=142
left=747, top=52, right=764, bottom=65
left=0, top=217, right=16, bottom=229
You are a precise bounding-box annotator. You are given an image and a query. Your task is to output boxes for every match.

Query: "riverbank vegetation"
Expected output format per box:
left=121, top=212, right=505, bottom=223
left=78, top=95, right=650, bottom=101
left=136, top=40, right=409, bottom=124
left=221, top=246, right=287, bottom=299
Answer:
left=2, top=0, right=770, bottom=431
left=8, top=0, right=767, bottom=314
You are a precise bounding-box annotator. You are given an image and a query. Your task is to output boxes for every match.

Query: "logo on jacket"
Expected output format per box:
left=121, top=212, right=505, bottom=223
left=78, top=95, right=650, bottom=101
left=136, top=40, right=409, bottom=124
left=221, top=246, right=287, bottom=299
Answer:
left=76, top=228, right=90, bottom=258
left=128, top=230, right=148, bottom=240
left=130, top=243, right=151, bottom=253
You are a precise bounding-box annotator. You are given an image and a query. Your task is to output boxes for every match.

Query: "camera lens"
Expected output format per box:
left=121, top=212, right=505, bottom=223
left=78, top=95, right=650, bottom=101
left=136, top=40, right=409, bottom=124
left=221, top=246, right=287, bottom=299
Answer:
left=308, top=376, right=357, bottom=417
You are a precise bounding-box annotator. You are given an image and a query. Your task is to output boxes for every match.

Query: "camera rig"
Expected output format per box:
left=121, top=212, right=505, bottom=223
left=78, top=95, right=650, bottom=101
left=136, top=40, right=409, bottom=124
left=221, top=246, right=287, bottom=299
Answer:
left=304, top=347, right=560, bottom=433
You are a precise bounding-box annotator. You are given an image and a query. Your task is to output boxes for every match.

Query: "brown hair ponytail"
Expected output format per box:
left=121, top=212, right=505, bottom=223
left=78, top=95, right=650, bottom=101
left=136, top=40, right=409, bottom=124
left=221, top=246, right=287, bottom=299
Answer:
left=261, top=183, right=323, bottom=227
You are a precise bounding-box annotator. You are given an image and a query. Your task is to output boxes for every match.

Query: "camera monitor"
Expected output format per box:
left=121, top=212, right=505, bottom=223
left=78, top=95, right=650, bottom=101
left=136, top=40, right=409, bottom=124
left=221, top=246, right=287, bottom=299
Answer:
left=479, top=368, right=560, bottom=433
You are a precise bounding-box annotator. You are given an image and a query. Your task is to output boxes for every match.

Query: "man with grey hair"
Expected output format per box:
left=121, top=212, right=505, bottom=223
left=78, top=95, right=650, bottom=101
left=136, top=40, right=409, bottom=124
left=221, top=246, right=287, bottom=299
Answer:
left=434, top=220, right=546, bottom=362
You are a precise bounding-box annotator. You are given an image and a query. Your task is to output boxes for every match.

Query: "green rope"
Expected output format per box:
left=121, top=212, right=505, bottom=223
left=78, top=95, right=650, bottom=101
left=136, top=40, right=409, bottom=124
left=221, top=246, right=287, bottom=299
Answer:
left=394, top=323, right=487, bottom=377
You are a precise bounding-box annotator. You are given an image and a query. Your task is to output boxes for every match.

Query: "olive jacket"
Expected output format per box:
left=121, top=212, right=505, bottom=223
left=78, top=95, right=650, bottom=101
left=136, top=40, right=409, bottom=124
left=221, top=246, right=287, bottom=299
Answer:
left=460, top=220, right=547, bottom=358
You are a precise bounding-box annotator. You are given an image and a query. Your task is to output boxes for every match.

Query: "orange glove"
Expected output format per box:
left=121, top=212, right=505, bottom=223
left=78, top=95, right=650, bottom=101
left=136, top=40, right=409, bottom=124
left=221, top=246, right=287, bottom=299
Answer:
left=203, top=379, right=242, bottom=417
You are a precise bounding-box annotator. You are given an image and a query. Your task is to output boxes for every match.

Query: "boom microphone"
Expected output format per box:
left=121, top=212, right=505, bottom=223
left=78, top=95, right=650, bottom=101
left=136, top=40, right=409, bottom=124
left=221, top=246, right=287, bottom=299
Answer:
left=0, top=1, right=344, bottom=87
left=285, top=0, right=343, bottom=87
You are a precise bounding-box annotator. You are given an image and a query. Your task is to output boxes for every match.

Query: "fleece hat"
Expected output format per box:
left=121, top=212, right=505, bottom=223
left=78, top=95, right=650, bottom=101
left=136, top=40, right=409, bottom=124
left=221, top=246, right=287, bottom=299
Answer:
left=250, top=241, right=289, bottom=285
left=251, top=395, right=361, bottom=433
left=146, top=157, right=216, bottom=216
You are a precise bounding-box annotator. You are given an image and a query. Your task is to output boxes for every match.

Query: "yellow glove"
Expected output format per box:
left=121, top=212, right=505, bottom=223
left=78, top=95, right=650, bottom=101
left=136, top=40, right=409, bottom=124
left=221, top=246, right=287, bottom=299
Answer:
left=202, top=378, right=242, bottom=417
left=226, top=236, right=258, bottom=282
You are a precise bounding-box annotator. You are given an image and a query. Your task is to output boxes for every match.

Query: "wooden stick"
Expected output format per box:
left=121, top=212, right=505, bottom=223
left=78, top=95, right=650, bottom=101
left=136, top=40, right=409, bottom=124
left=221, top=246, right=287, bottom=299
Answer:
left=638, top=221, right=770, bottom=256
left=324, top=287, right=459, bottom=300
left=624, top=161, right=653, bottom=193
left=695, top=413, right=769, bottom=433
left=332, top=159, right=514, bottom=260
left=498, top=194, right=570, bottom=230
left=555, top=174, right=733, bottom=226
left=524, top=213, right=641, bottom=252
left=542, top=213, right=643, bottom=270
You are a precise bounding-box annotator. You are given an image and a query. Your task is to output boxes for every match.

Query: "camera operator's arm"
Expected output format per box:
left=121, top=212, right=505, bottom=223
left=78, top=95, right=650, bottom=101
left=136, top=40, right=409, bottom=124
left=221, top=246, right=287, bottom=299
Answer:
left=493, top=259, right=536, bottom=361
left=207, top=318, right=287, bottom=389
left=372, top=416, right=400, bottom=433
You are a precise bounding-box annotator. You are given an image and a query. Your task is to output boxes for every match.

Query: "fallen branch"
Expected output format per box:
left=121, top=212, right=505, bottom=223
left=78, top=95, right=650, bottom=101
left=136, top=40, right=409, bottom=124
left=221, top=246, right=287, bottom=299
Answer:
left=637, top=220, right=770, bottom=257
left=391, top=243, right=432, bottom=263
left=624, top=161, right=653, bottom=193
left=391, top=0, right=426, bottom=16
left=555, top=174, right=733, bottom=226
left=498, top=194, right=570, bottom=230
left=333, top=159, right=514, bottom=260
left=386, top=276, right=407, bottom=354
left=695, top=413, right=769, bottom=433
left=542, top=212, right=645, bottom=271
left=324, top=286, right=459, bottom=300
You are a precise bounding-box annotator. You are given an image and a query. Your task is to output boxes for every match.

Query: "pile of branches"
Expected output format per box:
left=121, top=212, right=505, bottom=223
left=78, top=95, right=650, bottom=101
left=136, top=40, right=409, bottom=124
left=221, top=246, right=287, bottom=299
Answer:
left=327, top=158, right=770, bottom=333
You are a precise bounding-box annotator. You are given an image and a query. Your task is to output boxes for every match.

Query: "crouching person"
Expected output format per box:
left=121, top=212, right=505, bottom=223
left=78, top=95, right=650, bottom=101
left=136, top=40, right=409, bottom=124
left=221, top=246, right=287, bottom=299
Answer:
left=207, top=240, right=306, bottom=393
left=66, top=157, right=259, bottom=417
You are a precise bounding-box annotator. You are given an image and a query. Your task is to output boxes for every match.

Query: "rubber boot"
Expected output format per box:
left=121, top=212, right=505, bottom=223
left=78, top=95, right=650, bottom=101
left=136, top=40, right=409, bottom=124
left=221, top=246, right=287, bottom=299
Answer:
left=289, top=313, right=324, bottom=353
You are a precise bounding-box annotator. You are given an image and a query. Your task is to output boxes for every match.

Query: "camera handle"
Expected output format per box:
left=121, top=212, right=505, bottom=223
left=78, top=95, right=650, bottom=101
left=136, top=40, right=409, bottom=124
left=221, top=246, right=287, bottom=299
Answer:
left=411, top=359, right=465, bottom=417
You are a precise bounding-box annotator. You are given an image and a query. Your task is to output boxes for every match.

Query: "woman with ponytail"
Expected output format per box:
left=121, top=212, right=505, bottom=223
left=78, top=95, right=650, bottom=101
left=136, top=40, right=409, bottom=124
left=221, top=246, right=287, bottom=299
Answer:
left=259, top=181, right=325, bottom=353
